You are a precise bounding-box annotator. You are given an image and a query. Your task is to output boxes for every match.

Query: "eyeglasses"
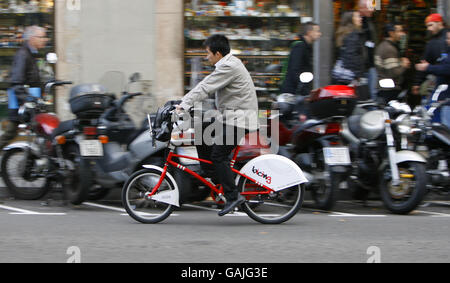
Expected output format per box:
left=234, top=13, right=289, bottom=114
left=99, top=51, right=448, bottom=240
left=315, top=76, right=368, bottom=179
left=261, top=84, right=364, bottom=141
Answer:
left=33, top=35, right=48, bottom=39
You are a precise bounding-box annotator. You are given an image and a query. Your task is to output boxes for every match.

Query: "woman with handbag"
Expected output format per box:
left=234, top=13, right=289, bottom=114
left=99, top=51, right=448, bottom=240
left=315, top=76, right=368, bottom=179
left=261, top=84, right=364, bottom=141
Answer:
left=332, top=11, right=368, bottom=96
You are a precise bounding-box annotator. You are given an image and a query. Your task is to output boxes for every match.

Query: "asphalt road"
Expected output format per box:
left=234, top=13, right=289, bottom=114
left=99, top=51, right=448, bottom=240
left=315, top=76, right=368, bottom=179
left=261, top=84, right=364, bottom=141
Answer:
left=1, top=188, right=449, bottom=263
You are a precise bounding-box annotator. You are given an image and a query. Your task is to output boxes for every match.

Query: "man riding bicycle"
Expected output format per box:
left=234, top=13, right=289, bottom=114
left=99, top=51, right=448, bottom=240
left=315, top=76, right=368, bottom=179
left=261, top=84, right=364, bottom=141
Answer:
left=176, top=34, right=259, bottom=216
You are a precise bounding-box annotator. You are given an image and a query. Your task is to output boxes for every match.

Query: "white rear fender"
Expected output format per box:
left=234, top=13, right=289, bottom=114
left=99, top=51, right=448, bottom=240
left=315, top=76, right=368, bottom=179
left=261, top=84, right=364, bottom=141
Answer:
left=235, top=154, right=308, bottom=191
left=142, top=165, right=180, bottom=207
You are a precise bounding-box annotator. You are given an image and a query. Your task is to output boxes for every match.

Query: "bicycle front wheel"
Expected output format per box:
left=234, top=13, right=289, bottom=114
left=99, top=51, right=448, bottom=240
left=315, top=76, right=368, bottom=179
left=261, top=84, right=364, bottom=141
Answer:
left=239, top=178, right=304, bottom=224
left=122, top=168, right=176, bottom=224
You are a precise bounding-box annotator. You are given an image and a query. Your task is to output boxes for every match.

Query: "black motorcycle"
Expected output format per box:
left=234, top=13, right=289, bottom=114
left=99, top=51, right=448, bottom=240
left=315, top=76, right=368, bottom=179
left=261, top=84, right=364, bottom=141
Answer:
left=403, top=97, right=450, bottom=194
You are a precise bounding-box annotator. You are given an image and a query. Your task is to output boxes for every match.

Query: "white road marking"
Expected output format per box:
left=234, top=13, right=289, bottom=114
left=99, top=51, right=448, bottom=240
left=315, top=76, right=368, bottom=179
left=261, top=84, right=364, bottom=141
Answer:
left=329, top=212, right=386, bottom=218
left=0, top=204, right=66, bottom=215
left=83, top=202, right=126, bottom=213
left=414, top=210, right=450, bottom=217
left=84, top=202, right=179, bottom=216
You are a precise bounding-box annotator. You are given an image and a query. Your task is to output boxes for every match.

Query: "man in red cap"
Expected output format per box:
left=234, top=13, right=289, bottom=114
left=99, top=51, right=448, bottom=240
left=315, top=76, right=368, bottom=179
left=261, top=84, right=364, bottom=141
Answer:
left=412, top=13, right=447, bottom=95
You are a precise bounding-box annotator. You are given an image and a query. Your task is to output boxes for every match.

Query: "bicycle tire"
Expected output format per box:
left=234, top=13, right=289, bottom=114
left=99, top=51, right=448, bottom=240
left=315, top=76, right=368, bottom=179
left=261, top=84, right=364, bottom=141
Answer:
left=239, top=177, right=304, bottom=224
left=122, top=168, right=175, bottom=224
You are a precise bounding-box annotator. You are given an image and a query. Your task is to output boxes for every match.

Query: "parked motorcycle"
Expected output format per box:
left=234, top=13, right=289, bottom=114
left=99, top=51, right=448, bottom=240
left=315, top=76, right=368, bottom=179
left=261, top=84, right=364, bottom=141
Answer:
left=0, top=80, right=93, bottom=203
left=397, top=86, right=450, bottom=194
left=272, top=73, right=354, bottom=210
left=341, top=80, right=428, bottom=214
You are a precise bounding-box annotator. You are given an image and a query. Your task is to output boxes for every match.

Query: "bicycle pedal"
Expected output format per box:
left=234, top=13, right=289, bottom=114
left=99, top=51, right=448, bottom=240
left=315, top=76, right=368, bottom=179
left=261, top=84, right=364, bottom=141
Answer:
left=215, top=193, right=226, bottom=203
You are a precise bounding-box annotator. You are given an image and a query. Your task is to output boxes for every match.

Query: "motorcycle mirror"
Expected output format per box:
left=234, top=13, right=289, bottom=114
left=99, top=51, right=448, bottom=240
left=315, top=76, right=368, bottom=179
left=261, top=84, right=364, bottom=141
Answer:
left=299, top=72, right=314, bottom=83
left=379, top=79, right=395, bottom=89
left=46, top=53, right=58, bottom=64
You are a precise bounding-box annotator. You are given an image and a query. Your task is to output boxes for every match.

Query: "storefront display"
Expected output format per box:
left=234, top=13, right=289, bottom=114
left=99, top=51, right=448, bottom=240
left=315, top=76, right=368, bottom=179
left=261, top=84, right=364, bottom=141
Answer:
left=184, top=0, right=313, bottom=108
left=0, top=0, right=55, bottom=118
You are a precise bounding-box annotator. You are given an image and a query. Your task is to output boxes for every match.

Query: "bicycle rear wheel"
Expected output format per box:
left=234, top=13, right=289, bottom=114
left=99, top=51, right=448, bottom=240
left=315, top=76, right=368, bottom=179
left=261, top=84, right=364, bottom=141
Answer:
left=239, top=178, right=304, bottom=224
left=122, top=168, right=175, bottom=224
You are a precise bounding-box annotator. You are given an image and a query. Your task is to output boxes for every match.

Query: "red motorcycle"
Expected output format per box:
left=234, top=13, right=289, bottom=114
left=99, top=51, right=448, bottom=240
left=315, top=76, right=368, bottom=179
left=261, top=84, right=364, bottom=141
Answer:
left=1, top=81, right=97, bottom=204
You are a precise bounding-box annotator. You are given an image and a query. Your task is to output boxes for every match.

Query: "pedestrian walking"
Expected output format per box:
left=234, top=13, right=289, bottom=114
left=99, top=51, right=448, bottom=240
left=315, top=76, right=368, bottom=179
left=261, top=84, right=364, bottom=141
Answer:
left=375, top=23, right=411, bottom=104
left=332, top=11, right=369, bottom=99
left=280, top=22, right=322, bottom=97
left=0, top=25, right=48, bottom=149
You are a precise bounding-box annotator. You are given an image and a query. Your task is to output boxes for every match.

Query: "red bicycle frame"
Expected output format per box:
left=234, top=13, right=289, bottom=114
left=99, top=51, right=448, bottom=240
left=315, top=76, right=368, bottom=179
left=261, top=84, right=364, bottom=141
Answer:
left=147, top=145, right=275, bottom=200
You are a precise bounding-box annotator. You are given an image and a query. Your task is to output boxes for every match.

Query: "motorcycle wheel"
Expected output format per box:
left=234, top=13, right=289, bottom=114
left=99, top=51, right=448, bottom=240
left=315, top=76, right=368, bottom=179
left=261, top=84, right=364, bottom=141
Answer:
left=379, top=161, right=427, bottom=214
left=310, top=171, right=340, bottom=211
left=1, top=148, right=50, bottom=200
left=63, top=144, right=93, bottom=205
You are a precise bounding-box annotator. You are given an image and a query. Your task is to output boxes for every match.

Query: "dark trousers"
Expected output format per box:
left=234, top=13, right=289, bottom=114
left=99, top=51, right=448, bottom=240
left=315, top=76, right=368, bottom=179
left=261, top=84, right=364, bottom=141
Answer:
left=196, top=123, right=248, bottom=201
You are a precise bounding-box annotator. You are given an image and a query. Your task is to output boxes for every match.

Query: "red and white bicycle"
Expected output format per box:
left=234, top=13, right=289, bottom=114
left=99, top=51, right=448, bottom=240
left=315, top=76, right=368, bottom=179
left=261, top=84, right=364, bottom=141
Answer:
left=121, top=111, right=308, bottom=224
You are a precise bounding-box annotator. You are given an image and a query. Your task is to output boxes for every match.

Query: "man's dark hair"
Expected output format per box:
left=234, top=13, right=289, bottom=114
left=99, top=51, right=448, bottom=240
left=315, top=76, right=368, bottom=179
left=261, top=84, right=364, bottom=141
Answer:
left=302, top=22, right=319, bottom=36
left=203, top=34, right=230, bottom=57
left=384, top=23, right=401, bottom=38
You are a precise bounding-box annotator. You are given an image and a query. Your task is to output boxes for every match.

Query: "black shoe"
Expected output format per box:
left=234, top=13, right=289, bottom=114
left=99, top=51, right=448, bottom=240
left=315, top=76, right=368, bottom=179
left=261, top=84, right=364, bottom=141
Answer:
left=218, top=195, right=245, bottom=217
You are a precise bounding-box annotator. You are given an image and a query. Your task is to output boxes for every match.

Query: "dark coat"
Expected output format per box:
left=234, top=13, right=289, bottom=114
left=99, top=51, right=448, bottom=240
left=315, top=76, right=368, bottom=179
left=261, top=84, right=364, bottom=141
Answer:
left=414, top=28, right=448, bottom=86
left=340, top=31, right=366, bottom=80
left=280, top=36, right=313, bottom=95
left=10, top=43, right=41, bottom=88
left=8, top=43, right=41, bottom=120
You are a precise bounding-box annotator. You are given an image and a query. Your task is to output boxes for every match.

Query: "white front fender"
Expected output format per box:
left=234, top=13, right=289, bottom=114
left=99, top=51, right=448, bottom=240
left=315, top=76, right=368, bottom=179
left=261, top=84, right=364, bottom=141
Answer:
left=396, top=150, right=426, bottom=164
left=142, top=165, right=180, bottom=207
left=3, top=141, right=40, bottom=155
left=235, top=154, right=308, bottom=191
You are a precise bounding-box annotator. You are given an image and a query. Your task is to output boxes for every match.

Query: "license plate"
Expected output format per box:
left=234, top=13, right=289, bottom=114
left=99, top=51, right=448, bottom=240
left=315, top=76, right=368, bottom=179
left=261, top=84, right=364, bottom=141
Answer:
left=323, top=147, right=351, bottom=165
left=176, top=146, right=199, bottom=165
left=79, top=140, right=103, bottom=157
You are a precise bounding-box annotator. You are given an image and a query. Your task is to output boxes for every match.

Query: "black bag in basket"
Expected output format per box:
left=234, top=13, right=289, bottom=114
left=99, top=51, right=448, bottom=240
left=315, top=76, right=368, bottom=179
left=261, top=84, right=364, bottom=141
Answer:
left=152, top=100, right=181, bottom=142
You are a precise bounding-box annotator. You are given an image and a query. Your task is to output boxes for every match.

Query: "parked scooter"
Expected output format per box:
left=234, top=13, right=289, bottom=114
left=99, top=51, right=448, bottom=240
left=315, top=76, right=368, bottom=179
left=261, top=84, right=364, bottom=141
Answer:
left=340, top=79, right=428, bottom=214
left=57, top=73, right=169, bottom=200
left=273, top=73, right=354, bottom=210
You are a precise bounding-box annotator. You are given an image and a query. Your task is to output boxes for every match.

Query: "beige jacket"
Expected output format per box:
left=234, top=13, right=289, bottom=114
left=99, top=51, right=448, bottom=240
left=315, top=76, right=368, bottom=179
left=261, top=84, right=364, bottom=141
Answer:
left=180, top=54, right=259, bottom=131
